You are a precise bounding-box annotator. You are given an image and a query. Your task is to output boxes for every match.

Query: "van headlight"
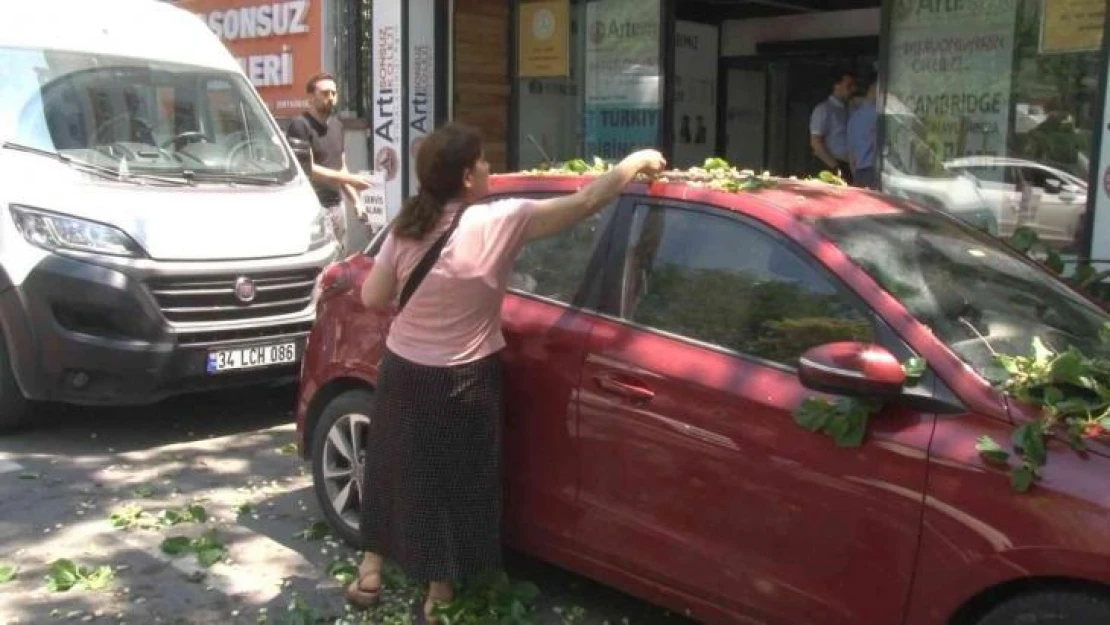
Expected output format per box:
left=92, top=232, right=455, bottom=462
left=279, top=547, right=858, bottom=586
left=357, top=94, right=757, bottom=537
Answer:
left=309, top=207, right=337, bottom=250
left=10, top=205, right=144, bottom=257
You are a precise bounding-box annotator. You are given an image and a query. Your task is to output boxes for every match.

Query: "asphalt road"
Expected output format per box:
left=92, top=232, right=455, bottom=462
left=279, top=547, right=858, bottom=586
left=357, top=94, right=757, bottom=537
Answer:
left=0, top=384, right=700, bottom=625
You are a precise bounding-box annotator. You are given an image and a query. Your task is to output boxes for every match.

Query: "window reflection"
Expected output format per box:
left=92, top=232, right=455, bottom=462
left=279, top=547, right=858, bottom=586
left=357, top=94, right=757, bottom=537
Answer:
left=883, top=0, right=1104, bottom=254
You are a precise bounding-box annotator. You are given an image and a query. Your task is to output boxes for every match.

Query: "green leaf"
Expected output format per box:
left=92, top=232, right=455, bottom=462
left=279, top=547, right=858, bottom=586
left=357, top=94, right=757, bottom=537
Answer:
left=45, top=559, right=79, bottom=592
left=1013, top=423, right=1047, bottom=466
left=79, top=566, right=114, bottom=591
left=0, top=565, right=18, bottom=583
left=1041, top=385, right=1064, bottom=407
left=160, top=536, right=192, bottom=556
left=703, top=157, right=730, bottom=171
left=1044, top=251, right=1065, bottom=275
left=1011, top=465, right=1036, bottom=492
left=1010, top=226, right=1038, bottom=252
left=195, top=547, right=226, bottom=568
left=564, top=159, right=588, bottom=174
left=1031, top=337, right=1054, bottom=365
left=834, top=407, right=869, bottom=448
left=295, top=520, right=331, bottom=541
left=186, top=504, right=208, bottom=523
left=158, top=509, right=184, bottom=527
left=1074, top=262, right=1096, bottom=286
left=793, top=397, right=833, bottom=432
left=235, top=503, right=255, bottom=517
left=1050, top=350, right=1086, bottom=385
left=975, top=435, right=1011, bottom=465
left=326, top=560, right=358, bottom=585
left=1098, top=415, right=1110, bottom=430
left=512, top=581, right=540, bottom=603
left=276, top=443, right=298, bottom=456
left=902, top=357, right=926, bottom=382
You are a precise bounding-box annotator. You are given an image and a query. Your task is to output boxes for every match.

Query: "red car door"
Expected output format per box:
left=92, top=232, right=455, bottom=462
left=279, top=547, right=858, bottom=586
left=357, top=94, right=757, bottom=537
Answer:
left=575, top=199, right=937, bottom=624
left=498, top=194, right=627, bottom=553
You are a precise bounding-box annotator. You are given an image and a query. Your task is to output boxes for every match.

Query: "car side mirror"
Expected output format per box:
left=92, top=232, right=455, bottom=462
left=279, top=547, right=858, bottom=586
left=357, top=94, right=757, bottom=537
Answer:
left=797, top=342, right=906, bottom=398
left=288, top=137, right=312, bottom=170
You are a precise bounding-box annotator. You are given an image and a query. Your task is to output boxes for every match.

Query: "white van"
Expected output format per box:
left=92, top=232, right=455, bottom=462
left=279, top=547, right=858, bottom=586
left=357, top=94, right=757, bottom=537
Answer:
left=0, top=0, right=338, bottom=427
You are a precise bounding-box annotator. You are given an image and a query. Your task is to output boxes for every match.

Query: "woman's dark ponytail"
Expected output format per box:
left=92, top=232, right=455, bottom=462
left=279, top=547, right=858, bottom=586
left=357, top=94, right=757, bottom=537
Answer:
left=391, top=123, right=483, bottom=240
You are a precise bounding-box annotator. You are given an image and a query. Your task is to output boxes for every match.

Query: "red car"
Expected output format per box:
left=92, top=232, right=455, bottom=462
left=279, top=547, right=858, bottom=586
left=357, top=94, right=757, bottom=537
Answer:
left=295, top=173, right=1110, bottom=625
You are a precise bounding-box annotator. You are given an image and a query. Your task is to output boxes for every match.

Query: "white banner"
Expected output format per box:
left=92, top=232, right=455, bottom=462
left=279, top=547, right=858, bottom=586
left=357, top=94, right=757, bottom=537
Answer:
left=407, top=0, right=436, bottom=198
left=372, top=0, right=404, bottom=219
left=1088, top=61, right=1110, bottom=261
left=673, top=21, right=718, bottom=169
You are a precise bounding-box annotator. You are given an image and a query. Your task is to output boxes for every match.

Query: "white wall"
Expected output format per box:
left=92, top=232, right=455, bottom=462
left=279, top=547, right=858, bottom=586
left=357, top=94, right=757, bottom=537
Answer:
left=720, top=8, right=881, bottom=57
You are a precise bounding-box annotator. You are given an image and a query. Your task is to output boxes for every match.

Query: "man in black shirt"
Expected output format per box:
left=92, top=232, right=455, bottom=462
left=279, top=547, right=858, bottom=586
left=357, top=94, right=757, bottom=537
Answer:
left=286, top=72, right=370, bottom=253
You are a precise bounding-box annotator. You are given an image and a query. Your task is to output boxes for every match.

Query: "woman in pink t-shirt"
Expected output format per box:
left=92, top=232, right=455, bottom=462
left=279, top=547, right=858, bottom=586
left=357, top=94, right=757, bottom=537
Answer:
left=346, top=122, right=665, bottom=621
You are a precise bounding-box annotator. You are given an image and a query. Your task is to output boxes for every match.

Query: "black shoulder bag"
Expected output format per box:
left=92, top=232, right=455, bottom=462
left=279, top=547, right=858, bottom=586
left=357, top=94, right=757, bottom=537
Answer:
left=396, top=207, right=465, bottom=312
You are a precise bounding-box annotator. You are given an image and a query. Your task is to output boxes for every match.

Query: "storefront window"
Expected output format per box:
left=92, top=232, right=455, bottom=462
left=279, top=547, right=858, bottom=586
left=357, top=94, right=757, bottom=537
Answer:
left=884, top=0, right=1106, bottom=254
left=515, top=0, right=663, bottom=168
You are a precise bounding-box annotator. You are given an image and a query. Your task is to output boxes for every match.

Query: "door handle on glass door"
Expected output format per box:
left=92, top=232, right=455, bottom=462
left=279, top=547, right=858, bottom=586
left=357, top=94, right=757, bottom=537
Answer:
left=595, top=374, right=655, bottom=402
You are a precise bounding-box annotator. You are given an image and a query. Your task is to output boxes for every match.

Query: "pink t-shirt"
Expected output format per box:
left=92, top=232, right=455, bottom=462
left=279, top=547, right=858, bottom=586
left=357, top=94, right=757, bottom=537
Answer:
left=374, top=198, right=535, bottom=367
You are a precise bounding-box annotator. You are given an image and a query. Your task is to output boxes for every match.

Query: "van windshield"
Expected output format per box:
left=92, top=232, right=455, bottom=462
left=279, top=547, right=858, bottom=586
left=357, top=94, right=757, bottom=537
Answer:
left=0, top=46, right=295, bottom=183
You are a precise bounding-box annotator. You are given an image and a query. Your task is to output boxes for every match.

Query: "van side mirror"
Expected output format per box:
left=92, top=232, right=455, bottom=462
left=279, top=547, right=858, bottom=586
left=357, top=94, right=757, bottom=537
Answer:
left=288, top=137, right=312, bottom=170
left=797, top=342, right=906, bottom=397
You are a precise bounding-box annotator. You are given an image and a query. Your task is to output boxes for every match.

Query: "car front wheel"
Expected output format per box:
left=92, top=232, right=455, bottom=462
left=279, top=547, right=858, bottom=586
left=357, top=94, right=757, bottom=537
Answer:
left=975, top=590, right=1110, bottom=625
left=310, top=388, right=374, bottom=547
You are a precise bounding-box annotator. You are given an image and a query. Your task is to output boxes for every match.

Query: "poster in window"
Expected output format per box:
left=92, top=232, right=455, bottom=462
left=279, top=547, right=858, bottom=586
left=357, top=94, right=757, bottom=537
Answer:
left=519, top=0, right=570, bottom=78
left=1040, top=0, right=1105, bottom=54
left=886, top=0, right=1017, bottom=166
left=584, top=0, right=662, bottom=160
left=372, top=0, right=404, bottom=219
left=673, top=21, right=718, bottom=169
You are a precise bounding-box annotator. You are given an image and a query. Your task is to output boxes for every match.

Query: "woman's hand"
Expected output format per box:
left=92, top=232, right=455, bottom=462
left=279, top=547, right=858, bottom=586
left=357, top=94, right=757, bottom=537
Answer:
left=626, top=149, right=667, bottom=177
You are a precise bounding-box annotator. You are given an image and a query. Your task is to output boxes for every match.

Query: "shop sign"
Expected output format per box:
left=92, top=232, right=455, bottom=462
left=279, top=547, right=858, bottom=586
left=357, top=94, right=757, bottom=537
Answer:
left=408, top=0, right=436, bottom=198
left=584, top=0, right=662, bottom=160
left=373, top=0, right=404, bottom=219
left=887, top=0, right=1017, bottom=162
left=1040, top=0, right=1105, bottom=54
left=519, top=0, right=570, bottom=78
left=177, top=0, right=322, bottom=116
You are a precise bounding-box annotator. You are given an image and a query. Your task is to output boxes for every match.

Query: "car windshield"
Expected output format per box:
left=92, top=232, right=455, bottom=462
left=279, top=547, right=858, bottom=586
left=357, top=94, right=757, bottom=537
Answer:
left=0, top=46, right=294, bottom=183
left=813, top=210, right=1110, bottom=376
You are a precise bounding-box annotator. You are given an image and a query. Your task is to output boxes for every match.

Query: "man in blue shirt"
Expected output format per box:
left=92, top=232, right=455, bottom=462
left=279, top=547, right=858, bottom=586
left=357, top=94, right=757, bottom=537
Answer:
left=847, top=76, right=878, bottom=189
left=809, top=70, right=855, bottom=184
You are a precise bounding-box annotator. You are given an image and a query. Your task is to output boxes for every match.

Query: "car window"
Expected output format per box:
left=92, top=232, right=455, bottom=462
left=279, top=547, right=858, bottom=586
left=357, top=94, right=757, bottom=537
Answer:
left=620, top=203, right=874, bottom=366
left=965, top=165, right=1017, bottom=185
left=1020, top=166, right=1061, bottom=191
left=509, top=198, right=616, bottom=306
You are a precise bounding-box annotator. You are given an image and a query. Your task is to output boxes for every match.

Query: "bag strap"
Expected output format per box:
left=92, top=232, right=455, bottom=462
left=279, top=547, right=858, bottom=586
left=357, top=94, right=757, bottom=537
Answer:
left=397, top=206, right=465, bottom=312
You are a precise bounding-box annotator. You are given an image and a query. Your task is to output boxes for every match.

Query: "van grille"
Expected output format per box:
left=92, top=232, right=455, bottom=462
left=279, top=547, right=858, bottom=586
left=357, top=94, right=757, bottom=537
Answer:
left=148, top=269, right=319, bottom=324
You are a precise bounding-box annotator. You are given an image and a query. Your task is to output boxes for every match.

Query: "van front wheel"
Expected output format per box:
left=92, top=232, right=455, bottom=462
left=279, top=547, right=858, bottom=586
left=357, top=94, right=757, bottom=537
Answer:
left=0, top=335, right=30, bottom=431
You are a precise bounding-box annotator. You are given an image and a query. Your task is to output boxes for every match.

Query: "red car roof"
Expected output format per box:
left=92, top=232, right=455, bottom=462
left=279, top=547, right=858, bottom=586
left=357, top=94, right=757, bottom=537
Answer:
left=488, top=173, right=913, bottom=222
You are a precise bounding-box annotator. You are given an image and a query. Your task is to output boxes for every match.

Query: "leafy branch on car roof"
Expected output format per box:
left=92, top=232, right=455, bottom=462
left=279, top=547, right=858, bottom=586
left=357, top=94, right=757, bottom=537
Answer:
left=521, top=156, right=847, bottom=192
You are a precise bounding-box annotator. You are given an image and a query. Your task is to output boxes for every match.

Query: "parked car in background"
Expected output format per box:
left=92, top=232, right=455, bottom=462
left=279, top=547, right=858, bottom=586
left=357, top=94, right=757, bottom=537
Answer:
left=945, top=156, right=1088, bottom=250
left=297, top=173, right=1110, bottom=625
left=0, top=0, right=337, bottom=428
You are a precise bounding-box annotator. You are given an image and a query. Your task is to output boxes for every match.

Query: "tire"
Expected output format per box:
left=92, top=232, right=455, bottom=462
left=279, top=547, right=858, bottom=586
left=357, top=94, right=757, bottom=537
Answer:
left=975, top=590, right=1110, bottom=625
left=0, top=333, right=30, bottom=431
left=310, top=388, right=374, bottom=547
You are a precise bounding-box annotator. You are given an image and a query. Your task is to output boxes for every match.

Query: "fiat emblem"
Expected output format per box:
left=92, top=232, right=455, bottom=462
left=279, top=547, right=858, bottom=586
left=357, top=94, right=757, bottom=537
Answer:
left=233, top=277, right=256, bottom=304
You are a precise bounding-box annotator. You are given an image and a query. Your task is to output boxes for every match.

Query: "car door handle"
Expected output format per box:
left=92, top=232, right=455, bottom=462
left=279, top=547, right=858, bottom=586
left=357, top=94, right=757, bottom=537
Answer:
left=594, top=374, right=655, bottom=402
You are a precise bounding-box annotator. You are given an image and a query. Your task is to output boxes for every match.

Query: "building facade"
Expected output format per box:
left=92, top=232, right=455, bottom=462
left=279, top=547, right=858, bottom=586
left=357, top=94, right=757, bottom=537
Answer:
left=178, top=0, right=1110, bottom=264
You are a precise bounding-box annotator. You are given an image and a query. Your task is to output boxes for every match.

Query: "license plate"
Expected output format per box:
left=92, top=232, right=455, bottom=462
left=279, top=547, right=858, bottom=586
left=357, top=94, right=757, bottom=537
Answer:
left=206, top=342, right=298, bottom=373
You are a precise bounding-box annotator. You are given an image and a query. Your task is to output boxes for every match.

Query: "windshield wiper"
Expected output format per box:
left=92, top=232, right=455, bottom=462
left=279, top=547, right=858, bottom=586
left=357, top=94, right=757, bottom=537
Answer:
left=186, top=170, right=283, bottom=186
left=4, top=141, right=190, bottom=186
left=4, top=141, right=123, bottom=180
